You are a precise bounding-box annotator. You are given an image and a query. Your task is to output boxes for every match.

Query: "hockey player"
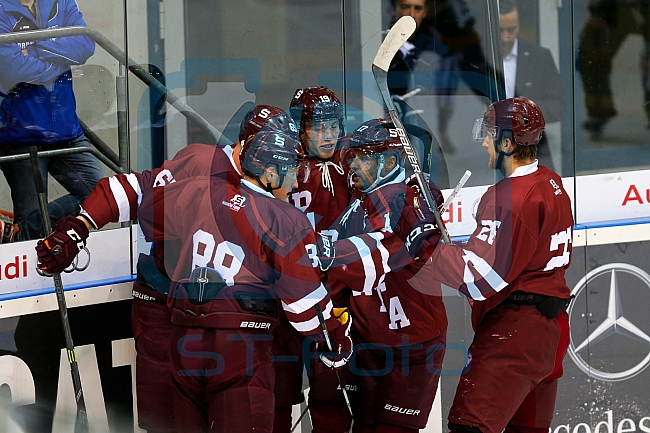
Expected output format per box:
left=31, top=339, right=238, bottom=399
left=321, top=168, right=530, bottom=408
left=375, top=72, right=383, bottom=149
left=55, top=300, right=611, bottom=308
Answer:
left=423, top=97, right=573, bottom=433
left=281, top=86, right=355, bottom=433
left=37, top=129, right=351, bottom=433
left=288, top=86, right=351, bottom=230
left=324, top=118, right=447, bottom=433
left=35, top=105, right=298, bottom=433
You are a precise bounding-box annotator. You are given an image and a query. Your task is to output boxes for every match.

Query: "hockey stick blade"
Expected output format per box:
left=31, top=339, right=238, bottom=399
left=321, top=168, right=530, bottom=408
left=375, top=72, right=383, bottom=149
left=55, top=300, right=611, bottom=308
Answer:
left=290, top=402, right=309, bottom=433
left=441, top=170, right=472, bottom=214
left=372, top=16, right=416, bottom=72
left=372, top=17, right=451, bottom=244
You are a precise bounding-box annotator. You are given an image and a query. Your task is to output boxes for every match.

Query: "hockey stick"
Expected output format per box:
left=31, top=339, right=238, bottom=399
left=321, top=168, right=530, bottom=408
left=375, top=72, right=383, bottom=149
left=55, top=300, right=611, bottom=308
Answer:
left=372, top=16, right=451, bottom=244
left=29, top=148, right=89, bottom=433
left=313, top=303, right=354, bottom=418
left=441, top=170, right=472, bottom=214
left=393, top=87, right=422, bottom=102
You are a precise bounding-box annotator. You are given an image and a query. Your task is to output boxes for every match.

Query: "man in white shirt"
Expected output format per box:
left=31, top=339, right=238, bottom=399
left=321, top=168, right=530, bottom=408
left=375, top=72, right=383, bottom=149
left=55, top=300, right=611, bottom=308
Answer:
left=499, top=0, right=565, bottom=169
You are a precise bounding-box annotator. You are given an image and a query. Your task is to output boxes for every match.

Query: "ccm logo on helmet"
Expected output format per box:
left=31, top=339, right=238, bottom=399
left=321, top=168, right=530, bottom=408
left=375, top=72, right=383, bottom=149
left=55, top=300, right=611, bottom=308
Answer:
left=240, top=321, right=271, bottom=329
left=383, top=404, right=420, bottom=416
left=273, top=155, right=290, bottom=161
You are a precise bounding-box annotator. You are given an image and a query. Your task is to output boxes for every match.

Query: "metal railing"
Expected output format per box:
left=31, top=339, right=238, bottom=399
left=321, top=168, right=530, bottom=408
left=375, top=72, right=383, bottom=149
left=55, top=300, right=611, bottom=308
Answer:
left=0, top=25, right=222, bottom=172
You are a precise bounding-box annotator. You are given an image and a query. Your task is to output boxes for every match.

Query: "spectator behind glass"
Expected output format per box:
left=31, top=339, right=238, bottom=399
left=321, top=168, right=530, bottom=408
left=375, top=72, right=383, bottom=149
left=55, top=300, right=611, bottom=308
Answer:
left=388, top=0, right=488, bottom=155
left=0, top=0, right=104, bottom=242
left=579, top=0, right=650, bottom=137
left=499, top=0, right=566, bottom=171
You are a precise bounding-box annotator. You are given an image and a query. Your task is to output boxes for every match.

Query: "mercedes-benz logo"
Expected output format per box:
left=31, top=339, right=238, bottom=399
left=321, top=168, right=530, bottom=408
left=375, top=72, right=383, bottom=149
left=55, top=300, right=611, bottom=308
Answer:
left=567, top=263, right=650, bottom=382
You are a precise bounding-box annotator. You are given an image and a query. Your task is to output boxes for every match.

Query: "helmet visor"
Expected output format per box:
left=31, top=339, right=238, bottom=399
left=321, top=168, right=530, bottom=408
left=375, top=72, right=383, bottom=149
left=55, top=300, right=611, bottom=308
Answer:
left=341, top=147, right=377, bottom=170
left=280, top=158, right=310, bottom=184
left=472, top=118, right=500, bottom=142
left=266, top=160, right=310, bottom=190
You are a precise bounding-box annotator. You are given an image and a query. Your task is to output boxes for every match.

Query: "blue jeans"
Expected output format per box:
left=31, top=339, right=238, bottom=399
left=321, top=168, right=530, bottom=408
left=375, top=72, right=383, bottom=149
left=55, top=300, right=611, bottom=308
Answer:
left=0, top=135, right=105, bottom=240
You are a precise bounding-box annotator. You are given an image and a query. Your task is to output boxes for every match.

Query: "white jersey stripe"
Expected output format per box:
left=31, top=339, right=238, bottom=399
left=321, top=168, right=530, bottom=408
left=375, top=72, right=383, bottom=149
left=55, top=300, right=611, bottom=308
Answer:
left=463, top=268, right=485, bottom=301
left=369, top=232, right=390, bottom=291
left=282, top=284, right=328, bottom=315
left=108, top=176, right=131, bottom=222
left=370, top=232, right=390, bottom=274
left=348, top=236, right=376, bottom=296
left=125, top=173, right=142, bottom=207
left=289, top=300, right=333, bottom=332
left=462, top=249, right=508, bottom=300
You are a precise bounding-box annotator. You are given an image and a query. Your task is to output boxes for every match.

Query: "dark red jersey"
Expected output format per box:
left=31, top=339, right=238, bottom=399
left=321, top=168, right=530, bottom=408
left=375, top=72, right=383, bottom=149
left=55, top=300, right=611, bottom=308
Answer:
left=79, top=143, right=240, bottom=282
left=430, top=162, right=574, bottom=329
left=80, top=143, right=238, bottom=228
left=136, top=175, right=334, bottom=335
left=327, top=172, right=447, bottom=346
left=287, top=149, right=351, bottom=234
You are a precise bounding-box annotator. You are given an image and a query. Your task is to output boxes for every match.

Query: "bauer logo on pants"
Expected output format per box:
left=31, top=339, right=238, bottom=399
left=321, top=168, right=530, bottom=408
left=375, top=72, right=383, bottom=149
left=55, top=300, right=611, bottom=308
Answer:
left=383, top=404, right=420, bottom=415
left=239, top=321, right=271, bottom=329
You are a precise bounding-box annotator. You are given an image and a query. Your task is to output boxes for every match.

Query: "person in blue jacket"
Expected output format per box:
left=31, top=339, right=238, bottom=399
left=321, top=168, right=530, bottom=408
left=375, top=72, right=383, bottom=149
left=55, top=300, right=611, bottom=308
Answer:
left=0, top=0, right=104, bottom=242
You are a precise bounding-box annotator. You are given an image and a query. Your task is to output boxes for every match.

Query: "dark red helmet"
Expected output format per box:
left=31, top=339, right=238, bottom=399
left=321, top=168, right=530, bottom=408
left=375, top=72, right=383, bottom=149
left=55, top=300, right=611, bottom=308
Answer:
left=240, top=130, right=309, bottom=187
left=289, top=86, right=345, bottom=134
left=481, top=97, right=545, bottom=146
left=238, top=105, right=299, bottom=144
left=341, top=118, right=405, bottom=167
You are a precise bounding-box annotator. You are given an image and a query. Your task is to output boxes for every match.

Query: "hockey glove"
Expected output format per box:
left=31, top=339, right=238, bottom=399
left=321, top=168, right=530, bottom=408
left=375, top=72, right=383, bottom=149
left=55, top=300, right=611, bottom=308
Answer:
left=404, top=221, right=440, bottom=258
left=406, top=175, right=444, bottom=209
left=319, top=308, right=353, bottom=369
left=36, top=216, right=89, bottom=274
left=390, top=179, right=443, bottom=257
left=316, top=232, right=336, bottom=271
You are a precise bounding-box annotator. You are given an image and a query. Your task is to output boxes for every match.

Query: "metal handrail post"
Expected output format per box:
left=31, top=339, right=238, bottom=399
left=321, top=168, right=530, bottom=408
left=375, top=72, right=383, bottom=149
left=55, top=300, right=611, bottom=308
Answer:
left=484, top=0, right=506, bottom=103
left=116, top=72, right=129, bottom=170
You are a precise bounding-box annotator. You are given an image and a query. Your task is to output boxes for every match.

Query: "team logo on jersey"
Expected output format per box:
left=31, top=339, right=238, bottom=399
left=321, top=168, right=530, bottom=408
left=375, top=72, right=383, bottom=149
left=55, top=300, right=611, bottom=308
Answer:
left=567, top=263, right=650, bottom=382
left=550, top=179, right=563, bottom=195
left=153, top=169, right=176, bottom=187
left=222, top=194, right=246, bottom=211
